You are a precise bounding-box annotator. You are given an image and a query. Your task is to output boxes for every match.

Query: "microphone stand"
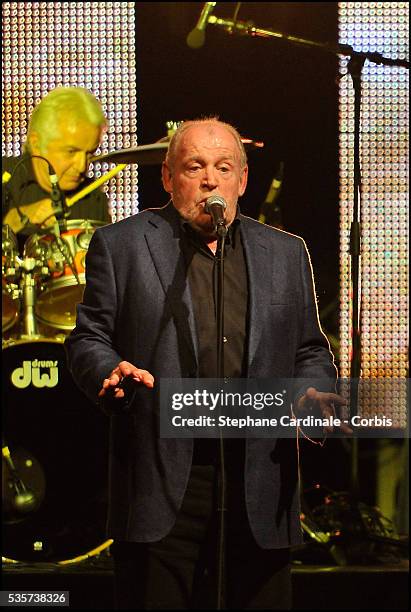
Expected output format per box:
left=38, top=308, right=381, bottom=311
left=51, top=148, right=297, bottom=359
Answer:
left=50, top=178, right=69, bottom=221
left=206, top=15, right=410, bottom=69
left=345, top=54, right=364, bottom=497
left=206, top=13, right=410, bottom=498
left=214, top=225, right=227, bottom=610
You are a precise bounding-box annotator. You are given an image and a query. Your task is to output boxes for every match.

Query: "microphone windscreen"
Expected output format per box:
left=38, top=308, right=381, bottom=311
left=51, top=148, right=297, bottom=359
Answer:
left=14, top=491, right=37, bottom=513
left=186, top=29, right=205, bottom=49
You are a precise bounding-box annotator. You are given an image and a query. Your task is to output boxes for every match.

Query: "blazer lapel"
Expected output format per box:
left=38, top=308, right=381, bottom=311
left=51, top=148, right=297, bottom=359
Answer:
left=144, top=204, right=199, bottom=369
left=240, top=217, right=273, bottom=374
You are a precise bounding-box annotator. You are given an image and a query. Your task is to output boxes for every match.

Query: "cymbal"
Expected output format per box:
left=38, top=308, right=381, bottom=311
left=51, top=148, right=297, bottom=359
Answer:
left=91, top=142, right=169, bottom=165
left=91, top=138, right=264, bottom=166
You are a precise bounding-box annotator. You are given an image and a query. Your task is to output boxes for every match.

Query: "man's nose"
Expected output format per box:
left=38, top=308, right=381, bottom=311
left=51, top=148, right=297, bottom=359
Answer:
left=202, top=167, right=218, bottom=189
left=73, top=151, right=88, bottom=174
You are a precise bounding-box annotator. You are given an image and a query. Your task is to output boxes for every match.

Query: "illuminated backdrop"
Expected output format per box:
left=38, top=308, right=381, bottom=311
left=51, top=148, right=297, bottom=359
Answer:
left=2, top=1, right=138, bottom=221
left=338, top=2, right=409, bottom=427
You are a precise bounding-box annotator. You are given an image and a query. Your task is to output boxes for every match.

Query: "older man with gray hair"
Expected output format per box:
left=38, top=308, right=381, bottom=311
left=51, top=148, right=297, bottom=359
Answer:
left=2, top=86, right=110, bottom=235
left=66, top=117, right=345, bottom=609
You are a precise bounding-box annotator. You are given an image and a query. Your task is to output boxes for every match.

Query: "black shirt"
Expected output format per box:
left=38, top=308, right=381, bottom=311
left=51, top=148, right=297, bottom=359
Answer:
left=178, top=209, right=249, bottom=466
left=180, top=216, right=248, bottom=379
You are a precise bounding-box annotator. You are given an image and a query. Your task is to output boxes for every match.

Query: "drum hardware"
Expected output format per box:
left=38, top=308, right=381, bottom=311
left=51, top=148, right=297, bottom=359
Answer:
left=23, top=219, right=105, bottom=331
left=50, top=222, right=81, bottom=286
left=75, top=220, right=96, bottom=250
left=2, top=337, right=109, bottom=562
left=2, top=439, right=39, bottom=516
left=2, top=224, right=18, bottom=264
left=2, top=225, right=21, bottom=332
left=91, top=125, right=264, bottom=166
left=17, top=251, right=53, bottom=338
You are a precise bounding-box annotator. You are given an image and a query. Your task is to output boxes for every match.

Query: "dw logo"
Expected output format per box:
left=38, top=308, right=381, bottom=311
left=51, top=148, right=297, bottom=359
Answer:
left=11, top=359, right=59, bottom=389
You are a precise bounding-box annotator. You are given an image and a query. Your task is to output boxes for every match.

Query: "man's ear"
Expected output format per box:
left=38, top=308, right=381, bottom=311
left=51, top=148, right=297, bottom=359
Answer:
left=238, top=165, right=248, bottom=197
left=161, top=161, right=173, bottom=194
left=28, top=132, right=41, bottom=154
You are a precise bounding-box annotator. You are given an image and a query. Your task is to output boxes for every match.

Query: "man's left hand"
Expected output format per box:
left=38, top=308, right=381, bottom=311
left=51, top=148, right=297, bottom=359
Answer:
left=297, top=386, right=352, bottom=434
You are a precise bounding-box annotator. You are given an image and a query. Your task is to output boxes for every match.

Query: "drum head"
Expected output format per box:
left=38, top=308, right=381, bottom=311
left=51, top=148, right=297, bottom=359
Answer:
left=26, top=220, right=105, bottom=331
left=2, top=338, right=109, bottom=562
left=35, top=276, right=86, bottom=331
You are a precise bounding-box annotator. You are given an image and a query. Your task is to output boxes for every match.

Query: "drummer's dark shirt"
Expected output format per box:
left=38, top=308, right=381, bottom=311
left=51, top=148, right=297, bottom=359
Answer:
left=2, top=153, right=110, bottom=249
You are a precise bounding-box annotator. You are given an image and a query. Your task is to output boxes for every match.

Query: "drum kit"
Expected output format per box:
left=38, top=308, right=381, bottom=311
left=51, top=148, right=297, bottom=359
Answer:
left=2, top=127, right=264, bottom=564
left=2, top=213, right=113, bottom=563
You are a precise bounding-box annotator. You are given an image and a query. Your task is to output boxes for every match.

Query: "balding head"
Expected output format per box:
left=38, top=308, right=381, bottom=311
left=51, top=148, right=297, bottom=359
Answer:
left=166, top=117, right=247, bottom=172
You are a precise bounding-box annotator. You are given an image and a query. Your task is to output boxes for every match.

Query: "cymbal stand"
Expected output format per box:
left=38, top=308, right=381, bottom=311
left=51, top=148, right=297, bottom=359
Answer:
left=17, top=254, right=50, bottom=339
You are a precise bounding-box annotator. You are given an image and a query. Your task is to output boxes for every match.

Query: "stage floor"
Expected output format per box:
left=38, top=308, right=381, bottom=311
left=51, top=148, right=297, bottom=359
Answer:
left=2, top=558, right=408, bottom=609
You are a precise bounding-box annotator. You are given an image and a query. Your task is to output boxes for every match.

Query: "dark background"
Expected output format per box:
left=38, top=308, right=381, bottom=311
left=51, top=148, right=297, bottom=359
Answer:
left=135, top=2, right=340, bottom=327
left=135, top=3, right=354, bottom=500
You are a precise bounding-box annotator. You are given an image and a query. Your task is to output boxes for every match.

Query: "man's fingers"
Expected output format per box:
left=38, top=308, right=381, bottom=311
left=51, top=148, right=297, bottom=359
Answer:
left=118, top=362, right=155, bottom=388
left=99, top=363, right=155, bottom=399
left=302, top=389, right=352, bottom=435
left=305, top=387, right=346, bottom=405
left=137, top=370, right=155, bottom=388
left=324, top=392, right=347, bottom=405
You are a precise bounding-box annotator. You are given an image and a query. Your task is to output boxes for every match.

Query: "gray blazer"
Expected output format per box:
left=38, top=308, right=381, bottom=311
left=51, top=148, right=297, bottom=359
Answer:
left=65, top=202, right=336, bottom=548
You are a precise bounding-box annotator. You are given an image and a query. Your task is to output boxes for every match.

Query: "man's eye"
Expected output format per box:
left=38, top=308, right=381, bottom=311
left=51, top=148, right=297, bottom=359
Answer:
left=219, top=166, right=230, bottom=173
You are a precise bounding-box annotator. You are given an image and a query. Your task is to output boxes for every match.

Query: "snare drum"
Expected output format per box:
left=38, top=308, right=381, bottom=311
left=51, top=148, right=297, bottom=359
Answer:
left=2, top=225, right=20, bottom=332
left=2, top=337, right=109, bottom=562
left=24, top=219, right=104, bottom=331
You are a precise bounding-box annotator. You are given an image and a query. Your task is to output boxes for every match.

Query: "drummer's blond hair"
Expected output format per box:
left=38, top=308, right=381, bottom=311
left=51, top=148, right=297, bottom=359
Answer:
left=166, top=117, right=247, bottom=171
left=25, top=87, right=107, bottom=153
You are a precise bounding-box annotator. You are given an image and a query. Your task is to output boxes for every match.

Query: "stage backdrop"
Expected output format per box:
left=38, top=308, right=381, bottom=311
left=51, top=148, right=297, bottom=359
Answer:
left=2, top=1, right=138, bottom=221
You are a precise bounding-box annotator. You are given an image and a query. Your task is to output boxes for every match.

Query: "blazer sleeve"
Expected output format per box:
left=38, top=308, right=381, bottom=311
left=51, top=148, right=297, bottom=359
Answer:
left=293, top=238, right=337, bottom=403
left=65, top=228, right=123, bottom=404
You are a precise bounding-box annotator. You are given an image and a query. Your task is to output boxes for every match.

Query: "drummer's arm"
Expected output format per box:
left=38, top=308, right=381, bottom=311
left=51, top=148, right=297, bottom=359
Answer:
left=3, top=198, right=56, bottom=233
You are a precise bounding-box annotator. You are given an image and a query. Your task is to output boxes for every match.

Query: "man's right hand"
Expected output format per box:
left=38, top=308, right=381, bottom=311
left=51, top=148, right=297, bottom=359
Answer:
left=98, top=361, right=155, bottom=400
left=3, top=198, right=56, bottom=232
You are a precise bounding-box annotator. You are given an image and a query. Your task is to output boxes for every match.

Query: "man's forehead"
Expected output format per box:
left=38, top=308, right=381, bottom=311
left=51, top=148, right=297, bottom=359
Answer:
left=179, top=124, right=239, bottom=156
left=55, top=113, right=87, bottom=133
left=48, top=114, right=101, bottom=146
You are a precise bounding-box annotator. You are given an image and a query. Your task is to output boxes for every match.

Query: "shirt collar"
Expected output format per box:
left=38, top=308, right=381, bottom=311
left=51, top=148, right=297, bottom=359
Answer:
left=176, top=203, right=241, bottom=248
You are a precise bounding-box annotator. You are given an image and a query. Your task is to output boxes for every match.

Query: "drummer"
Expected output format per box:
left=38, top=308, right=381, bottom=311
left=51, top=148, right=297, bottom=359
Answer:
left=2, top=87, right=111, bottom=246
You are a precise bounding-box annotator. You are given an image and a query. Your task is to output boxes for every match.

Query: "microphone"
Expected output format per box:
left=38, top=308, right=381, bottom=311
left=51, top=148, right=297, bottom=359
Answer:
left=48, top=164, right=67, bottom=219
left=205, top=195, right=227, bottom=238
left=186, top=2, right=216, bottom=49
left=258, top=162, right=284, bottom=229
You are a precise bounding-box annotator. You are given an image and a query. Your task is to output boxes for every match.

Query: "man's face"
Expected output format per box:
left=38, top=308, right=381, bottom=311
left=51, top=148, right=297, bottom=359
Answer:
left=162, top=123, right=248, bottom=238
left=30, top=112, right=102, bottom=192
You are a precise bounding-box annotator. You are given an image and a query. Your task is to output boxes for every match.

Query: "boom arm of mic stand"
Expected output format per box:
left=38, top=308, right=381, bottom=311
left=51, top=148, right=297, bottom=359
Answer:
left=207, top=16, right=410, bottom=68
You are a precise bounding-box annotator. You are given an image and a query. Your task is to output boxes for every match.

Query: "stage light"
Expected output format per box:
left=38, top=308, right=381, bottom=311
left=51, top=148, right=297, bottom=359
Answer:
left=338, top=2, right=409, bottom=427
